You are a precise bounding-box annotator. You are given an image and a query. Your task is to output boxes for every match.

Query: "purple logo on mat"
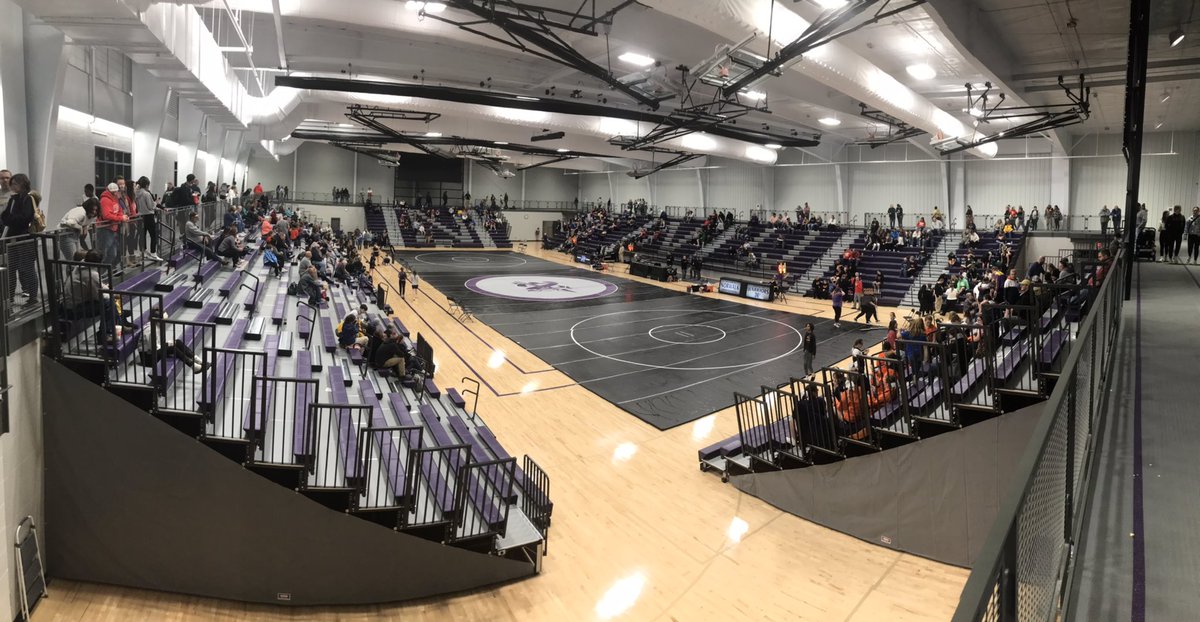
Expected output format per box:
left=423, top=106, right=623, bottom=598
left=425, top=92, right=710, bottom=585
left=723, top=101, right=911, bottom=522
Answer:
left=464, top=275, right=618, bottom=301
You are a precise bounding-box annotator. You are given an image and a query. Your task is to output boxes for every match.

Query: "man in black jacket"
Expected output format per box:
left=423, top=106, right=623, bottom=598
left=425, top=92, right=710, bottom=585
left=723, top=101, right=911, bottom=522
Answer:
left=169, top=174, right=197, bottom=207
left=1163, top=205, right=1187, bottom=264
left=373, top=329, right=411, bottom=378
left=802, top=323, right=817, bottom=377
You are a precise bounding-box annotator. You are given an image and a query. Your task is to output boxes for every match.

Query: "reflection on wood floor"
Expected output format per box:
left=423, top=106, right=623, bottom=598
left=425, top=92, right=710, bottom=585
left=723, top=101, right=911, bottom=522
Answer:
left=32, top=246, right=966, bottom=622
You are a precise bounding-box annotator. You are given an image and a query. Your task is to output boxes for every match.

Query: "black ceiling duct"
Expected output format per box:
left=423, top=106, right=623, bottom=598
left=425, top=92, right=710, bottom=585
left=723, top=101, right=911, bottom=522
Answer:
left=530, top=131, right=565, bottom=142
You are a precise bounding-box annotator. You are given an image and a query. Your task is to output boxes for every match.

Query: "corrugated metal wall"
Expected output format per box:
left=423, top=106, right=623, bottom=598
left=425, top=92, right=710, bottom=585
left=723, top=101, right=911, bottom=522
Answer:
left=965, top=158, right=1054, bottom=212
left=774, top=164, right=840, bottom=214
left=1070, top=131, right=1200, bottom=214
left=845, top=160, right=942, bottom=220
left=523, top=167, right=577, bottom=202
left=650, top=169, right=703, bottom=207
left=702, top=160, right=772, bottom=212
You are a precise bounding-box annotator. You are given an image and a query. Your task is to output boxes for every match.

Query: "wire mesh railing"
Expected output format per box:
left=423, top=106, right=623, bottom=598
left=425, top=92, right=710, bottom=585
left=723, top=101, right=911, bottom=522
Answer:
left=952, top=251, right=1124, bottom=622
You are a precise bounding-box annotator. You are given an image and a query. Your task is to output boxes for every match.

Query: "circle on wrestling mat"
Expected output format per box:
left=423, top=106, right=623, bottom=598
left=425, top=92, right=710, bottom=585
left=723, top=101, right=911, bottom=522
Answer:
left=413, top=252, right=528, bottom=268
left=464, top=274, right=618, bottom=301
left=648, top=324, right=728, bottom=345
left=569, top=309, right=803, bottom=370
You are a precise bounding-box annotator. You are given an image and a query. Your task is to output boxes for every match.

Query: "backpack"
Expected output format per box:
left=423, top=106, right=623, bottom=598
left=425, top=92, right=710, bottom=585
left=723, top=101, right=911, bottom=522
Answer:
left=287, top=282, right=298, bottom=296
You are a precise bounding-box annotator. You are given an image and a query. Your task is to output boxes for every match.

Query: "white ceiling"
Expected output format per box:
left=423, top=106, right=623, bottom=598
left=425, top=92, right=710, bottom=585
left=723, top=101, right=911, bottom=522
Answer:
left=33, top=0, right=1200, bottom=168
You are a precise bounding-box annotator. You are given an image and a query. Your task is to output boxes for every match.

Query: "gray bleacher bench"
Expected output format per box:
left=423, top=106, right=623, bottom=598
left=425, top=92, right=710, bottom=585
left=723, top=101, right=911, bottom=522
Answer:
left=446, top=415, right=518, bottom=504
left=278, top=331, right=294, bottom=356
left=243, top=334, right=280, bottom=437
left=185, top=288, right=214, bottom=309
left=357, top=384, right=407, bottom=502
left=214, top=300, right=238, bottom=325
left=243, top=317, right=266, bottom=341
left=339, top=359, right=353, bottom=387
left=311, top=346, right=324, bottom=372
left=154, top=270, right=191, bottom=292
left=271, top=284, right=288, bottom=325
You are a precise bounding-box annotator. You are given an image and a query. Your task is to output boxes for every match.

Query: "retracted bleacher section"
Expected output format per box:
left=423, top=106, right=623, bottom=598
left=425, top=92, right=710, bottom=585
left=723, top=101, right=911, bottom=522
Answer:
left=699, top=270, right=1101, bottom=482
left=43, top=231, right=552, bottom=583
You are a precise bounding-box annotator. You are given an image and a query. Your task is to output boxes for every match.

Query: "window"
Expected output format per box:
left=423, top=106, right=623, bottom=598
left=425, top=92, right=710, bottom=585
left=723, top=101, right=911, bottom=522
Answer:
left=95, top=147, right=132, bottom=189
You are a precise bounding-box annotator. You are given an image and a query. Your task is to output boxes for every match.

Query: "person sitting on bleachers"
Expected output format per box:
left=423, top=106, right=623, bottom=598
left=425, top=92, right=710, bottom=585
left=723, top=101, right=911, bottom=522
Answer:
left=338, top=313, right=369, bottom=350
left=140, top=306, right=209, bottom=374
left=372, top=328, right=412, bottom=379
left=297, top=265, right=324, bottom=305
left=216, top=226, right=251, bottom=267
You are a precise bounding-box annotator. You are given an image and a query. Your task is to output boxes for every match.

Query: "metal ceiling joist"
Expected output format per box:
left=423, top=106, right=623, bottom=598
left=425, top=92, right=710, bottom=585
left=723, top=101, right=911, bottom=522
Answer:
left=422, top=0, right=661, bottom=109
left=937, top=76, right=1090, bottom=156
left=630, top=153, right=702, bottom=179
left=465, top=0, right=639, bottom=36
left=346, top=108, right=447, bottom=157
left=721, top=0, right=928, bottom=98
left=856, top=104, right=927, bottom=148
left=331, top=142, right=400, bottom=165
left=275, top=75, right=820, bottom=148
left=517, top=155, right=577, bottom=170
left=346, top=104, right=441, bottom=124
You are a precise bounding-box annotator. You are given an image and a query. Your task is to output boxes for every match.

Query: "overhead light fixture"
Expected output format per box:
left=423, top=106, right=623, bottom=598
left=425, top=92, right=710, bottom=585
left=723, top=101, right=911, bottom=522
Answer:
left=1170, top=28, right=1185, bottom=48
left=1161, top=91, right=1172, bottom=103
left=1155, top=121, right=1164, bottom=129
left=743, top=90, right=766, bottom=101
left=998, top=131, right=1006, bottom=137
left=424, top=131, right=442, bottom=137
left=818, top=116, right=841, bottom=126
left=905, top=63, right=937, bottom=80
left=814, top=0, right=849, bottom=8
left=556, top=148, right=570, bottom=153
left=681, top=133, right=716, bottom=150
left=764, top=143, right=783, bottom=149
left=744, top=145, right=776, bottom=163
left=494, top=141, right=509, bottom=145
left=514, top=95, right=540, bottom=101
left=405, top=1, right=446, bottom=13
left=217, top=46, right=253, bottom=54
left=618, top=52, right=656, bottom=67
left=964, top=107, right=984, bottom=118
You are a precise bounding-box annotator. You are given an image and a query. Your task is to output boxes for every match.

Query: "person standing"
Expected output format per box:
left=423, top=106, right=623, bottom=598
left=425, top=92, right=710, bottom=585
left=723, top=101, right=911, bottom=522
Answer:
left=851, top=338, right=867, bottom=376
left=0, top=173, right=41, bottom=304
left=58, top=198, right=97, bottom=259
left=1187, top=207, right=1200, bottom=264
left=855, top=289, right=879, bottom=324
left=895, top=203, right=904, bottom=228
left=135, top=176, right=163, bottom=262
left=830, top=282, right=844, bottom=328
left=1164, top=205, right=1187, bottom=263
left=1110, top=205, right=1122, bottom=233
left=1136, top=204, right=1149, bottom=232
left=802, top=323, right=817, bottom=377
left=1099, top=205, right=1110, bottom=236
left=887, top=204, right=896, bottom=229
left=0, top=169, right=11, bottom=207
left=398, top=266, right=408, bottom=298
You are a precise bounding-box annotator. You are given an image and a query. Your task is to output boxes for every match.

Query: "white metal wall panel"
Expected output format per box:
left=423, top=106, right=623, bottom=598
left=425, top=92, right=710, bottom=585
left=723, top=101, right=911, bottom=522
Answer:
left=578, top=172, right=610, bottom=203
left=609, top=172, right=652, bottom=204
left=522, top=167, right=577, bottom=202
left=1070, top=132, right=1200, bottom=214
left=649, top=169, right=702, bottom=207
left=845, top=161, right=942, bottom=222
left=466, top=161, right=516, bottom=201
left=703, top=163, right=769, bottom=212
left=774, top=164, right=840, bottom=214
left=964, top=158, right=1053, bottom=213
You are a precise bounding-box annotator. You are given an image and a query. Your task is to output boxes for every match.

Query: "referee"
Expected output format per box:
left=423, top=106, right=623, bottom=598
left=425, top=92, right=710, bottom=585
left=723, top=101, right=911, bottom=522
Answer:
left=803, top=323, right=817, bottom=377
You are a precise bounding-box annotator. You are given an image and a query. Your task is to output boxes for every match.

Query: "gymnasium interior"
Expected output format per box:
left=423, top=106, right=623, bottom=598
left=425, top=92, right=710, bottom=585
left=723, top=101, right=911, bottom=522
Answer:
left=0, top=0, right=1195, bottom=620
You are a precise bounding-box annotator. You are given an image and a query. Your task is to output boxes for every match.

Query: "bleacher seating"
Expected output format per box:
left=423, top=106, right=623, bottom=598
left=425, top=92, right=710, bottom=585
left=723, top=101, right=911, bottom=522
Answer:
left=47, top=231, right=551, bottom=556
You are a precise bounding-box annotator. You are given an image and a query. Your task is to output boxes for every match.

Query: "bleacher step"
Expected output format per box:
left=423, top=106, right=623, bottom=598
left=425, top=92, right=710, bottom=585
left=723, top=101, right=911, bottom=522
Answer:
left=243, top=317, right=266, bottom=341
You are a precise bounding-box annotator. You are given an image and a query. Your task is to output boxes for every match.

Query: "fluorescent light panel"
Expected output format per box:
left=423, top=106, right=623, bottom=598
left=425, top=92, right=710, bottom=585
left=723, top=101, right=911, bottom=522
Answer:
left=818, top=116, right=841, bottom=126
left=618, top=52, right=656, bottom=67
left=906, top=63, right=937, bottom=80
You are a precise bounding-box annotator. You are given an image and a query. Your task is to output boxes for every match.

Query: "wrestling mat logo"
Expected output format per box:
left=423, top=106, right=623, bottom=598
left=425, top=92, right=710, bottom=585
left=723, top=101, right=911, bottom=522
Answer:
left=464, top=275, right=618, bottom=301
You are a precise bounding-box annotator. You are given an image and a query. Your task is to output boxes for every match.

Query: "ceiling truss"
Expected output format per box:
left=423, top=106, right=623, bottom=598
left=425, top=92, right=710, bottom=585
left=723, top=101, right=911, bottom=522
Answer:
left=855, top=104, right=927, bottom=148
left=420, top=0, right=667, bottom=109
left=721, top=0, right=928, bottom=98
left=936, top=76, right=1091, bottom=156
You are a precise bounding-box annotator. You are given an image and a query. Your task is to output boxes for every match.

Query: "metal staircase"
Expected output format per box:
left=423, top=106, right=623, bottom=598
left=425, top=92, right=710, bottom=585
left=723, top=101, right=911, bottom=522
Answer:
left=899, top=233, right=959, bottom=308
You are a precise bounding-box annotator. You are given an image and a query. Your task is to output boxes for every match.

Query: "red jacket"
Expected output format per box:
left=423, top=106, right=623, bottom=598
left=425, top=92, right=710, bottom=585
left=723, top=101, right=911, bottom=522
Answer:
left=99, top=190, right=129, bottom=231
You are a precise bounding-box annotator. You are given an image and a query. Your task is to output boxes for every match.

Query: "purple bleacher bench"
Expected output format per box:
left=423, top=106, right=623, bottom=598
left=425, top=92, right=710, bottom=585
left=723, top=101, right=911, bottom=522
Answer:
left=115, top=269, right=162, bottom=293
left=423, top=379, right=440, bottom=399
left=271, top=285, right=287, bottom=325
left=951, top=358, right=988, bottom=398
left=446, top=387, right=467, bottom=409
left=297, top=305, right=313, bottom=340
left=242, top=334, right=280, bottom=436
left=357, top=384, right=406, bottom=500
left=195, top=260, right=221, bottom=284
left=199, top=318, right=247, bottom=409
left=320, top=317, right=338, bottom=353
left=326, top=365, right=361, bottom=482
left=908, top=379, right=943, bottom=411
left=155, top=303, right=219, bottom=385
left=418, top=404, right=454, bottom=447
left=1039, top=330, right=1069, bottom=367
left=292, top=351, right=314, bottom=457
left=387, top=393, right=418, bottom=428
left=391, top=318, right=410, bottom=338
left=698, top=433, right=742, bottom=462
left=994, top=342, right=1030, bottom=383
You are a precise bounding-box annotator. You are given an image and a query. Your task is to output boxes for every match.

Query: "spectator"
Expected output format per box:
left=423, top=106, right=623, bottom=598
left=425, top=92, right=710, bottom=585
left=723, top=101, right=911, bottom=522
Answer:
left=802, top=323, right=817, bottom=376
left=183, top=211, right=219, bottom=261
left=0, top=173, right=41, bottom=303
left=135, top=176, right=163, bottom=262
left=58, top=198, right=98, bottom=259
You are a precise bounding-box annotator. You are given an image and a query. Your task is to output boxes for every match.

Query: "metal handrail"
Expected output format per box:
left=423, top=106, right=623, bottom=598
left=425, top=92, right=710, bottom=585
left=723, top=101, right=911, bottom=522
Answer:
left=952, top=249, right=1125, bottom=622
left=296, top=300, right=318, bottom=350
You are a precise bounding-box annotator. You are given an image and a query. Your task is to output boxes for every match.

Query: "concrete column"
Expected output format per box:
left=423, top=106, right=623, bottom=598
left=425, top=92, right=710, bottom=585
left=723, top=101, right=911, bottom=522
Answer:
left=176, top=98, right=204, bottom=180
left=22, top=14, right=67, bottom=218
left=0, top=0, right=29, bottom=173
left=1050, top=155, right=1070, bottom=214
left=216, top=128, right=243, bottom=186
left=131, top=64, right=169, bottom=190
left=949, top=157, right=967, bottom=229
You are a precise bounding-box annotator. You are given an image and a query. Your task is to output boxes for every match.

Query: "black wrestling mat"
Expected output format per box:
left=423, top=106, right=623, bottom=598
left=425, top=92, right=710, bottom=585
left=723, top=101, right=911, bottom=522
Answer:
left=396, top=251, right=884, bottom=430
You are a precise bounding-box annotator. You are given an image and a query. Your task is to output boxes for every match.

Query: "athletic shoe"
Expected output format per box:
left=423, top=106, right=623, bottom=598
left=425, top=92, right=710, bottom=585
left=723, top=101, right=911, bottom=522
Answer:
left=146, top=252, right=164, bottom=262
left=833, top=322, right=841, bottom=328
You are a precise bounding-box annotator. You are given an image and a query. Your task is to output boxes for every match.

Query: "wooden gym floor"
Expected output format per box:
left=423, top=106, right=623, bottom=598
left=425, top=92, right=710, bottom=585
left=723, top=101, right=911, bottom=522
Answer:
left=31, top=246, right=966, bottom=622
